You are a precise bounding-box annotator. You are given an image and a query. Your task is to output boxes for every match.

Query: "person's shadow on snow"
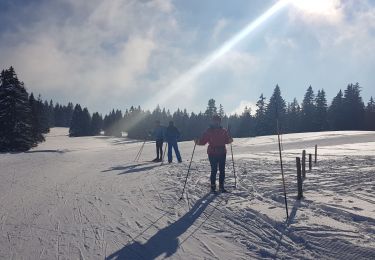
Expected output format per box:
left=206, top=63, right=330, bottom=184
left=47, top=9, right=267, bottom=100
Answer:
left=102, top=162, right=160, bottom=175
left=106, top=193, right=216, bottom=260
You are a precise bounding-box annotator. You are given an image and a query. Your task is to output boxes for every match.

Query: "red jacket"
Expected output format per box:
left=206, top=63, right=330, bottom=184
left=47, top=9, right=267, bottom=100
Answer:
left=197, top=127, right=233, bottom=155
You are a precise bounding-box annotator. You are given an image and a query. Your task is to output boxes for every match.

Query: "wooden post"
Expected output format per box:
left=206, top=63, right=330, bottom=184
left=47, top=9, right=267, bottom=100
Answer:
left=309, top=154, right=312, bottom=171
left=302, top=150, right=306, bottom=178
left=314, top=145, right=318, bottom=164
left=296, top=157, right=303, bottom=200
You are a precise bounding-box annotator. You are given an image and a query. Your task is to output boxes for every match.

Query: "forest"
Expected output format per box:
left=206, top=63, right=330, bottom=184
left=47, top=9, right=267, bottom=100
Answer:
left=1, top=66, right=374, bottom=152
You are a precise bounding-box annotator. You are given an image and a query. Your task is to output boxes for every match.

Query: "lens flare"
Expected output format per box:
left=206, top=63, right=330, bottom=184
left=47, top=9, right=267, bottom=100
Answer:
left=144, top=0, right=292, bottom=109
left=128, top=0, right=292, bottom=131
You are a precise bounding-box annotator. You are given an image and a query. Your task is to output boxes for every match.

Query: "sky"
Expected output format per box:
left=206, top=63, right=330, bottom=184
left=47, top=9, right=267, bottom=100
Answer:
left=0, top=0, right=374, bottom=115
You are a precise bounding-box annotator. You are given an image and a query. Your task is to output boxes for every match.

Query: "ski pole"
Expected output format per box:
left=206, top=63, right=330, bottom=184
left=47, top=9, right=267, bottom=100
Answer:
left=161, top=142, right=168, bottom=165
left=134, top=140, right=146, bottom=162
left=277, top=119, right=289, bottom=219
left=230, top=142, right=237, bottom=188
left=179, top=141, right=197, bottom=200
left=227, top=124, right=237, bottom=189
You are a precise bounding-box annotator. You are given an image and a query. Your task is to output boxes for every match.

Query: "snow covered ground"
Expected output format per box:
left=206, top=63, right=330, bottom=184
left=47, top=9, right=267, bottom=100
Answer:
left=1, top=128, right=374, bottom=259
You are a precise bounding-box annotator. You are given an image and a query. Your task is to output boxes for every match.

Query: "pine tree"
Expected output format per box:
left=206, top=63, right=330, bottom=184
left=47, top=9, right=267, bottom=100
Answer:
left=286, top=98, right=301, bottom=133
left=0, top=67, right=36, bottom=151
left=91, top=112, right=103, bottom=135
left=205, top=98, right=217, bottom=118
left=37, top=95, right=50, bottom=134
left=328, top=90, right=344, bottom=130
left=48, top=100, right=55, bottom=127
left=265, top=85, right=286, bottom=135
left=219, top=104, right=225, bottom=118
left=301, top=86, right=316, bottom=132
left=342, top=83, right=365, bottom=130
left=254, top=94, right=267, bottom=136
left=365, top=97, right=375, bottom=130
left=315, top=89, right=328, bottom=131
left=69, top=104, right=83, bottom=137
left=236, top=106, right=254, bottom=137
left=29, top=93, right=45, bottom=142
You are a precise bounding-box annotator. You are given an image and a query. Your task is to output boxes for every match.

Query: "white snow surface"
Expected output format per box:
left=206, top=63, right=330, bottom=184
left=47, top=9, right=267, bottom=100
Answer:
left=1, top=128, right=375, bottom=259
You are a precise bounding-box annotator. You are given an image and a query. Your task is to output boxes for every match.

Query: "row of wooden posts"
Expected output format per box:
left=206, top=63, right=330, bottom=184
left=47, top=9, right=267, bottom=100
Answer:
left=296, top=144, right=318, bottom=200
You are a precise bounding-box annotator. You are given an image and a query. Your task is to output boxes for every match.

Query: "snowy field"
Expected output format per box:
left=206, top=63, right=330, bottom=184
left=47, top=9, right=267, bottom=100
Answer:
left=1, top=128, right=374, bottom=260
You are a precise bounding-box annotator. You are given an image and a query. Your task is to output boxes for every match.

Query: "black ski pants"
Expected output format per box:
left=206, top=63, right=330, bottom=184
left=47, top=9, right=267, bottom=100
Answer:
left=208, top=154, right=226, bottom=187
left=156, top=139, right=164, bottom=160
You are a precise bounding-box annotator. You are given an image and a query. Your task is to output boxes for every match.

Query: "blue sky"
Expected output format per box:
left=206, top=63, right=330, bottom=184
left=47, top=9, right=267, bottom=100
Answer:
left=0, top=0, right=374, bottom=115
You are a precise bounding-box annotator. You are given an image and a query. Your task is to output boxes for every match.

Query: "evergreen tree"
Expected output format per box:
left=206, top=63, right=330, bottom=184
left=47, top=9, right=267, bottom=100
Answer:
left=37, top=95, right=50, bottom=134
left=81, top=108, right=92, bottom=135
left=205, top=98, right=217, bottom=118
left=328, top=90, right=345, bottom=130
left=69, top=104, right=83, bottom=137
left=342, top=83, right=365, bottom=130
left=315, top=89, right=328, bottom=131
left=48, top=100, right=55, bottom=127
left=254, top=94, right=267, bottom=136
left=218, top=104, right=225, bottom=118
left=286, top=98, right=301, bottom=133
left=29, top=93, right=45, bottom=142
left=0, top=67, right=36, bottom=151
left=91, top=112, right=103, bottom=135
left=301, top=86, right=316, bottom=132
left=265, top=85, right=286, bottom=135
left=236, top=106, right=254, bottom=137
left=365, top=97, right=375, bottom=130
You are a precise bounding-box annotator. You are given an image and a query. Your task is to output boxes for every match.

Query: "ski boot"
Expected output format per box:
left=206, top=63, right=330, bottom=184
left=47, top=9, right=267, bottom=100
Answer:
left=210, top=184, right=216, bottom=193
left=219, top=184, right=227, bottom=193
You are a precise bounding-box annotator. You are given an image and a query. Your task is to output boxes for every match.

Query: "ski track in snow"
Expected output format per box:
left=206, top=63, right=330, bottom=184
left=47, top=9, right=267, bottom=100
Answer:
left=0, top=128, right=375, bottom=259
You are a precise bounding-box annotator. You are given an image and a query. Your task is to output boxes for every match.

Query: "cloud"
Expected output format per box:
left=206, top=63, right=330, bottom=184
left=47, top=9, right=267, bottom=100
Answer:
left=289, top=0, right=344, bottom=24
left=0, top=0, right=180, bottom=112
left=230, top=100, right=256, bottom=115
left=212, top=18, right=229, bottom=42
left=210, top=50, right=259, bottom=75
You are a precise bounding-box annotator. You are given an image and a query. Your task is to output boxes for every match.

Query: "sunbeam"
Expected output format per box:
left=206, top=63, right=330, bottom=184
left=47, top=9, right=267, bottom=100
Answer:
left=144, top=0, right=292, bottom=110
left=128, top=0, right=292, bottom=131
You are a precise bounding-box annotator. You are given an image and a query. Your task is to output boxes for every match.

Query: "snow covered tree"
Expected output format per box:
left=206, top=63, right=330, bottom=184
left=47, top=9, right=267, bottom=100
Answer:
left=0, top=67, right=36, bottom=152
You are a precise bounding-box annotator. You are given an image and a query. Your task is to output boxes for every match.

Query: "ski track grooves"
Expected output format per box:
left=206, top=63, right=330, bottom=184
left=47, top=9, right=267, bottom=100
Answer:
left=1, top=129, right=375, bottom=259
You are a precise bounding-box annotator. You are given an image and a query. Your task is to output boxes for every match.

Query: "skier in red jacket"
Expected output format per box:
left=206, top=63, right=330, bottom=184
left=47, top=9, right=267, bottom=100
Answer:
left=195, top=115, right=233, bottom=192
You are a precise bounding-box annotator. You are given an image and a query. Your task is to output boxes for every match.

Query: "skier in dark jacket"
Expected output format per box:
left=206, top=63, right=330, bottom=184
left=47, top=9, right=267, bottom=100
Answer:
left=195, top=115, right=233, bottom=192
left=165, top=121, right=182, bottom=163
left=151, top=120, right=165, bottom=162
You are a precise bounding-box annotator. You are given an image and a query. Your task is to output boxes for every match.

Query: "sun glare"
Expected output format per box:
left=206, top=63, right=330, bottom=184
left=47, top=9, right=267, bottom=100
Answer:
left=291, top=0, right=340, bottom=16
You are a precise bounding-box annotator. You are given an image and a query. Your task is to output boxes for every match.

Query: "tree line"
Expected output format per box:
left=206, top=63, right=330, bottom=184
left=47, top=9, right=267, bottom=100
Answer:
left=100, top=84, right=374, bottom=140
left=1, top=66, right=374, bottom=152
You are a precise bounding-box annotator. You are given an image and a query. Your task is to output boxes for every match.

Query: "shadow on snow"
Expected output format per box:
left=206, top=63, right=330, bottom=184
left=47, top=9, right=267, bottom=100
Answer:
left=106, top=193, right=217, bottom=260
left=102, top=162, right=160, bottom=175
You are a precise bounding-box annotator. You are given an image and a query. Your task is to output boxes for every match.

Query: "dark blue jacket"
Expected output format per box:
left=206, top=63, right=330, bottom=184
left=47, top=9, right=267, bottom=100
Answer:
left=152, top=126, right=165, bottom=141
left=165, top=126, right=180, bottom=143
